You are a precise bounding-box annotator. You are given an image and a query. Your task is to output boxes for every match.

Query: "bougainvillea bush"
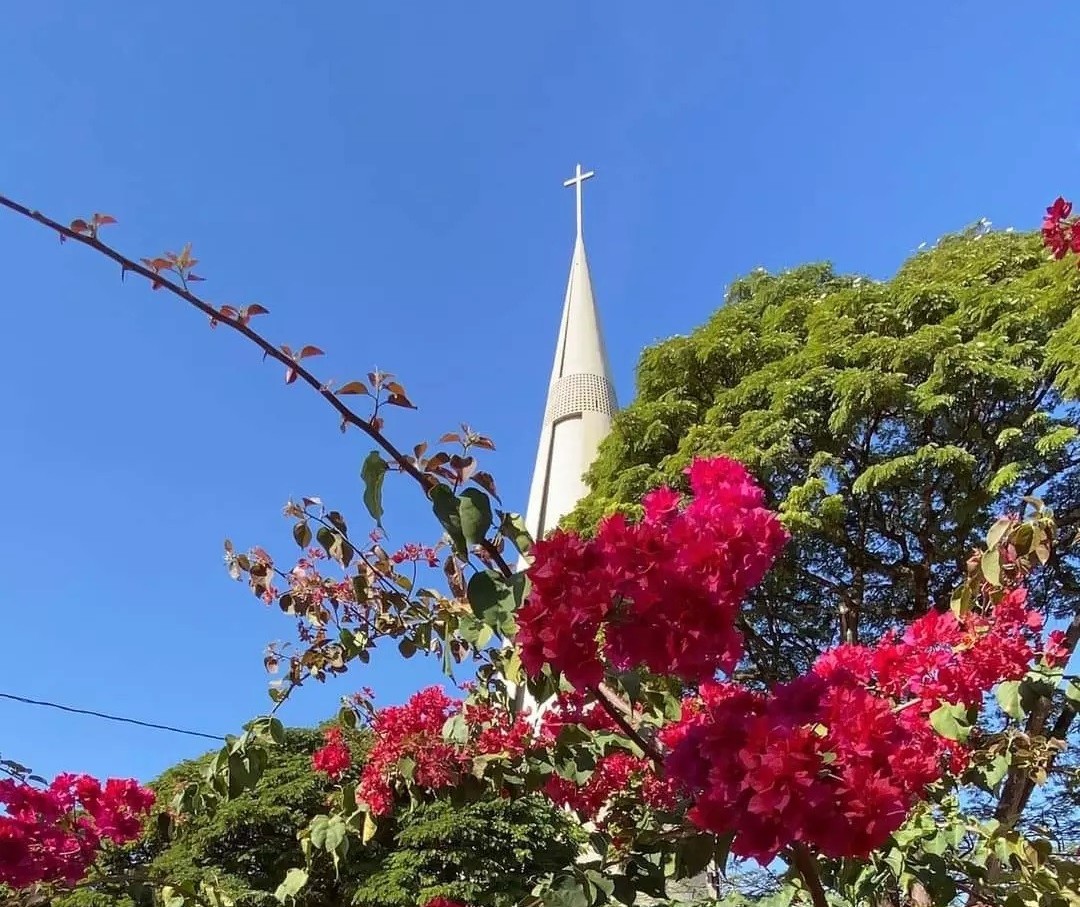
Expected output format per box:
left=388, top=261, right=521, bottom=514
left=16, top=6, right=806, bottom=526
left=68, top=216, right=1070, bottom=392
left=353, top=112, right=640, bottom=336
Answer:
left=1, top=193, right=1078, bottom=907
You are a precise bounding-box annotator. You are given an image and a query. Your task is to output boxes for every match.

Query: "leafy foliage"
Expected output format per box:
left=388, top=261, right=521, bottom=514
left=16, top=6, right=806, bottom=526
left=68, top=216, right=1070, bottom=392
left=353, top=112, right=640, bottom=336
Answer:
left=567, top=229, right=1080, bottom=681
left=4, top=195, right=1079, bottom=907
left=50, top=728, right=578, bottom=907
left=352, top=798, right=581, bottom=907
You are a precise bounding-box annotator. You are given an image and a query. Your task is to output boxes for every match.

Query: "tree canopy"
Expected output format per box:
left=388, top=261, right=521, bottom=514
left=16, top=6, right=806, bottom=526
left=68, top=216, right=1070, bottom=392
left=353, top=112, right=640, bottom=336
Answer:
left=53, top=727, right=580, bottom=907
left=568, top=226, right=1080, bottom=681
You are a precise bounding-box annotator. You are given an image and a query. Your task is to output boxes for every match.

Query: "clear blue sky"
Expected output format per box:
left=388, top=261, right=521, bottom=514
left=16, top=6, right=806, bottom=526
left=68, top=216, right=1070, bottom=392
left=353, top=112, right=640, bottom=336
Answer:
left=0, top=1, right=1074, bottom=784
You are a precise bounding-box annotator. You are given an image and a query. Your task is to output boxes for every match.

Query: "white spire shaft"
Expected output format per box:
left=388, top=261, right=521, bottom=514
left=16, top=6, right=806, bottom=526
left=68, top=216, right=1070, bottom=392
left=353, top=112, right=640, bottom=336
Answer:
left=523, top=165, right=617, bottom=545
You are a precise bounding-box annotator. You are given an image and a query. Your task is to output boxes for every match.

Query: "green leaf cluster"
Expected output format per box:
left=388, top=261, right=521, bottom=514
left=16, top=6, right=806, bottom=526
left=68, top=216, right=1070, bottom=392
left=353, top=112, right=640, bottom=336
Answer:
left=53, top=726, right=579, bottom=907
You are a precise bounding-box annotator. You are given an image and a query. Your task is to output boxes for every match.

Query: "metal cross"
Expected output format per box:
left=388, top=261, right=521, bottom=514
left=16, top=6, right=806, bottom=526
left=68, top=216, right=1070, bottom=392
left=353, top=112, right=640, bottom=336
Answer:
left=563, top=163, right=595, bottom=237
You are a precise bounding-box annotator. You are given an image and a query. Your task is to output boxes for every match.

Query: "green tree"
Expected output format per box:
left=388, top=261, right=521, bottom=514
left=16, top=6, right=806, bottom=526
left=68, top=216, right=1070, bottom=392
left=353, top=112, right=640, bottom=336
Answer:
left=54, top=727, right=579, bottom=907
left=566, top=226, right=1080, bottom=848
left=569, top=227, right=1080, bottom=677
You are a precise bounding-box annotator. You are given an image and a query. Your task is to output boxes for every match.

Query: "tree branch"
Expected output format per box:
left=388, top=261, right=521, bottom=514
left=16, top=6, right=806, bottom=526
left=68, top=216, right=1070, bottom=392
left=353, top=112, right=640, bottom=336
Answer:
left=788, top=842, right=828, bottom=907
left=588, top=685, right=664, bottom=764
left=0, top=193, right=513, bottom=582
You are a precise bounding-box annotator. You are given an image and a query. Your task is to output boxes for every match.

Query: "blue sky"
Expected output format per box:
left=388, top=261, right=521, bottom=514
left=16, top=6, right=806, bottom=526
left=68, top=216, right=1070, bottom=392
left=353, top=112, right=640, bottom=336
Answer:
left=0, top=1, right=1075, bottom=784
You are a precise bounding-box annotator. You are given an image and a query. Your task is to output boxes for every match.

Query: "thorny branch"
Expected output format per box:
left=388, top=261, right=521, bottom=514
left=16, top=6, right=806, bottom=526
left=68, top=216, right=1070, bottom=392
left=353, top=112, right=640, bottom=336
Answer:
left=0, top=194, right=512, bottom=578
left=0, top=195, right=658, bottom=779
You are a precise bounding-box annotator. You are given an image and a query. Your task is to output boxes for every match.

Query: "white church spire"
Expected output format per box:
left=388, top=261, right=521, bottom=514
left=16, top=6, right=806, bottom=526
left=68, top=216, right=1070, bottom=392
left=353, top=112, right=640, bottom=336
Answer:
left=523, top=164, right=618, bottom=543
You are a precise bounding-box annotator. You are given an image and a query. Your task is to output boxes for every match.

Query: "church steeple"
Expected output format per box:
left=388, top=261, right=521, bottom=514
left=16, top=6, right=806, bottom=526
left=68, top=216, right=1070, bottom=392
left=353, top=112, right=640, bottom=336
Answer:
left=523, top=164, right=618, bottom=544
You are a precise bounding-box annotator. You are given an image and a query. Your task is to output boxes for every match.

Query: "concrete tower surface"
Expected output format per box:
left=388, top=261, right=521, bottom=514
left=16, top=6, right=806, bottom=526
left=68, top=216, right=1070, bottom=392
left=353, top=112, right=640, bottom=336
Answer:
left=522, top=164, right=618, bottom=544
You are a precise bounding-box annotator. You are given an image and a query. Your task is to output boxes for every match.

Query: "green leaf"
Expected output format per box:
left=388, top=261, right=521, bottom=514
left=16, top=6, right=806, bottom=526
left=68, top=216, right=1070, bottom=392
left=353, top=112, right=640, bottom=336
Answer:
left=675, top=833, right=716, bottom=879
left=161, top=886, right=187, bottom=907
left=1065, top=679, right=1080, bottom=704
left=442, top=713, right=469, bottom=744
left=274, top=868, right=309, bottom=904
left=292, top=521, right=312, bottom=549
left=930, top=702, right=972, bottom=742
left=500, top=511, right=534, bottom=555
left=950, top=583, right=973, bottom=619
left=996, top=680, right=1025, bottom=720
left=983, top=752, right=1010, bottom=788
left=308, top=814, right=330, bottom=849
left=986, top=516, right=1012, bottom=551
left=467, top=569, right=528, bottom=634
left=360, top=452, right=388, bottom=528
left=361, top=811, right=378, bottom=845
left=980, top=547, right=1001, bottom=586
left=430, top=483, right=468, bottom=556
left=458, top=488, right=493, bottom=545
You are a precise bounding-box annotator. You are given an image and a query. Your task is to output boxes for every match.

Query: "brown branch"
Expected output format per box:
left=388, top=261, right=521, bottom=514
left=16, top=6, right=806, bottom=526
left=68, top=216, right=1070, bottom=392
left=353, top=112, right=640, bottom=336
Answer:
left=788, top=842, right=828, bottom=907
left=0, top=194, right=514, bottom=583
left=588, top=685, right=664, bottom=764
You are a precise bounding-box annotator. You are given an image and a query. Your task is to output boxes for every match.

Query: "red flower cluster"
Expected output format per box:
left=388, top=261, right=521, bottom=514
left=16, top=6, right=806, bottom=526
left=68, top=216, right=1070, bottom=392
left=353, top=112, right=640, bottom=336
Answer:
left=1042, top=197, right=1080, bottom=260
left=1044, top=628, right=1070, bottom=668
left=814, top=587, right=1040, bottom=715
left=544, top=750, right=678, bottom=827
left=389, top=542, right=439, bottom=567
left=311, top=727, right=352, bottom=781
left=0, top=774, right=155, bottom=890
left=355, top=687, right=533, bottom=815
left=425, top=899, right=468, bottom=907
left=517, top=457, right=788, bottom=688
left=664, top=591, right=1044, bottom=864
left=536, top=690, right=678, bottom=827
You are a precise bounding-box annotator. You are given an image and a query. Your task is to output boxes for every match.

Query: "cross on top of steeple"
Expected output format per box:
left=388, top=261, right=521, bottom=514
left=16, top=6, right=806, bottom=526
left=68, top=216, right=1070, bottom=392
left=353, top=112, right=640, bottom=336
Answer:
left=563, top=163, right=595, bottom=238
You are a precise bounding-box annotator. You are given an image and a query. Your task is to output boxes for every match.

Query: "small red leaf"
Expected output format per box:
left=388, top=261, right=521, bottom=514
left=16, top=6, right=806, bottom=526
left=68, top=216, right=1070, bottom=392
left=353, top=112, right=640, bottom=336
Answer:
left=337, top=380, right=369, bottom=396
left=280, top=344, right=294, bottom=357
left=246, top=304, right=269, bottom=317
left=439, top=433, right=461, bottom=444
left=387, top=393, right=416, bottom=409
left=70, top=219, right=89, bottom=234
left=187, top=272, right=206, bottom=282
left=385, top=381, right=406, bottom=396
left=299, top=345, right=324, bottom=359
left=219, top=305, right=239, bottom=319
left=472, top=435, right=496, bottom=451
left=93, top=214, right=117, bottom=227
left=473, top=471, right=500, bottom=501
left=285, top=367, right=298, bottom=384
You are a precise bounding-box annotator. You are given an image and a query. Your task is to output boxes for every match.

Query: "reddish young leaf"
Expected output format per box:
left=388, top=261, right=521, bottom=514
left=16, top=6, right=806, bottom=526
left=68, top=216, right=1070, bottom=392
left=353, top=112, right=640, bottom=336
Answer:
left=426, top=452, right=450, bottom=471
left=439, top=433, right=462, bottom=444
left=92, top=213, right=117, bottom=227
left=280, top=344, right=295, bottom=358
left=385, top=381, right=407, bottom=397
left=472, top=470, right=500, bottom=502
left=337, top=380, right=370, bottom=396
left=414, top=442, right=429, bottom=460
left=285, top=367, right=298, bottom=384
left=387, top=393, right=416, bottom=409
left=299, top=345, right=325, bottom=359
left=245, top=303, right=270, bottom=317
left=69, top=219, right=89, bottom=234
left=186, top=272, right=206, bottom=282
left=471, top=435, right=496, bottom=451
left=219, top=305, right=239, bottom=319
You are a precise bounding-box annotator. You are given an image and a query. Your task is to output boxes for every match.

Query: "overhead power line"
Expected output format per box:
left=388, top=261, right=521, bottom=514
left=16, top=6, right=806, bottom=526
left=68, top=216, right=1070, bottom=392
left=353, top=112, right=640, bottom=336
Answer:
left=0, top=691, right=224, bottom=742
